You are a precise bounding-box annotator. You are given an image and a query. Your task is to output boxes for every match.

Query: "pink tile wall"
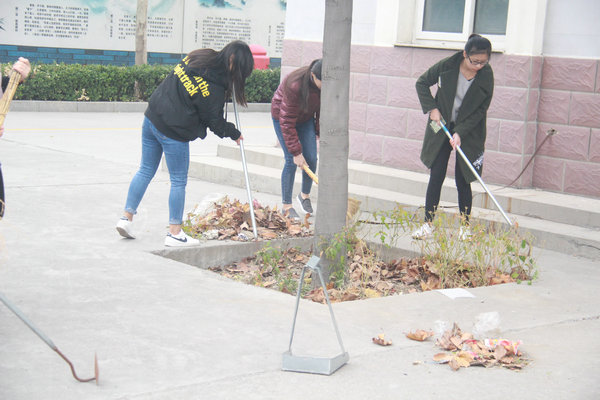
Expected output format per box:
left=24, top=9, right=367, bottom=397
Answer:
left=349, top=101, right=367, bottom=131
left=536, top=123, right=591, bottom=161
left=489, top=53, right=506, bottom=86
left=281, top=41, right=600, bottom=198
left=381, top=137, right=425, bottom=171
left=541, top=57, right=596, bottom=92
left=362, top=135, right=385, bottom=164
left=525, top=123, right=537, bottom=155
left=504, top=55, right=531, bottom=88
left=406, top=109, right=428, bottom=140
left=527, top=89, right=539, bottom=121
left=488, top=87, right=528, bottom=120
left=368, top=75, right=388, bottom=105
left=366, top=105, right=407, bottom=137
left=301, top=41, right=323, bottom=66
left=485, top=151, right=524, bottom=185
left=350, top=45, right=372, bottom=73
left=564, top=161, right=600, bottom=197
left=591, top=129, right=600, bottom=162
left=410, top=48, right=455, bottom=78
left=349, top=130, right=366, bottom=160
left=530, top=57, right=543, bottom=88
left=387, top=77, right=421, bottom=109
left=538, top=90, right=570, bottom=124
left=498, top=120, right=527, bottom=154
left=570, top=93, right=600, bottom=128
left=370, top=46, right=412, bottom=77
left=351, top=73, right=370, bottom=102
left=533, top=156, right=565, bottom=192
left=485, top=118, right=501, bottom=151
left=282, top=39, right=303, bottom=67
left=596, top=63, right=600, bottom=93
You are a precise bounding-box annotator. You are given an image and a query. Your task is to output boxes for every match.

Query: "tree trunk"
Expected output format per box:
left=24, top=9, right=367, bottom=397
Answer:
left=135, top=0, right=148, bottom=65
left=313, top=0, right=353, bottom=284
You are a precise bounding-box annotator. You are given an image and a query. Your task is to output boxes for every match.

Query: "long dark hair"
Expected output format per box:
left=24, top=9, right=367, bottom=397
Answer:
left=465, top=33, right=492, bottom=58
left=284, top=59, right=322, bottom=113
left=186, top=40, right=254, bottom=106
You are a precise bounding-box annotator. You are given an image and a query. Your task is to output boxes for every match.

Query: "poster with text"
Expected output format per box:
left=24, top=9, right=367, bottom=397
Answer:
left=0, top=0, right=286, bottom=56
left=183, top=0, right=286, bottom=57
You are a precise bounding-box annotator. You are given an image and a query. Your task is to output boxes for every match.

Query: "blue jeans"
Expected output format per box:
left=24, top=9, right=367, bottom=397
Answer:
left=273, top=117, right=318, bottom=205
left=124, top=117, right=189, bottom=225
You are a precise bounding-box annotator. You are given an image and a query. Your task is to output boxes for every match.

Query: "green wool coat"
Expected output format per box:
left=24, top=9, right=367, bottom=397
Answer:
left=415, top=51, right=494, bottom=183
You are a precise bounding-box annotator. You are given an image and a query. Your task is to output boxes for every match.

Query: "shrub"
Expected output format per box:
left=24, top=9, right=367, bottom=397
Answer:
left=371, top=206, right=538, bottom=287
left=2, top=63, right=279, bottom=103
left=245, top=67, right=281, bottom=103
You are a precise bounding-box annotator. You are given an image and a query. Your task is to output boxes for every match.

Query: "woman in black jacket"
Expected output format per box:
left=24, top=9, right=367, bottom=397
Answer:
left=413, top=34, right=494, bottom=240
left=116, top=41, right=254, bottom=246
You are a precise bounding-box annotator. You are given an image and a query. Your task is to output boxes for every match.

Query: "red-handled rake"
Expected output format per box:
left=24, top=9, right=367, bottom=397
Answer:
left=0, top=291, right=99, bottom=384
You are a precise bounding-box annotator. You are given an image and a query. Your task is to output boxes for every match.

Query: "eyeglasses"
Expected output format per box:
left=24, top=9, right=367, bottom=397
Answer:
left=468, top=55, right=488, bottom=66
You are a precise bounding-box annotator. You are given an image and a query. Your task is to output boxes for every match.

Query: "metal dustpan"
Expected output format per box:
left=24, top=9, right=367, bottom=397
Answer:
left=282, top=256, right=349, bottom=375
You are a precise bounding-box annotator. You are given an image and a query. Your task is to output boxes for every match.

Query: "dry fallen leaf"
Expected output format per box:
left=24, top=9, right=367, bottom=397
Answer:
left=364, top=288, right=382, bottom=298
left=450, top=336, right=463, bottom=349
left=406, top=329, right=434, bottom=342
left=372, top=333, right=393, bottom=346
left=494, top=345, right=508, bottom=360
left=433, top=353, right=453, bottom=363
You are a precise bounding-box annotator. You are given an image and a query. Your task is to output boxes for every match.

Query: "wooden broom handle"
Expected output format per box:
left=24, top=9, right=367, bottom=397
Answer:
left=301, top=164, right=318, bottom=185
left=0, top=70, right=22, bottom=127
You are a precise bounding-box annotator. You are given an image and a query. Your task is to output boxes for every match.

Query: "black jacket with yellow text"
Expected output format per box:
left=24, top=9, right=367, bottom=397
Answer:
left=145, top=56, right=240, bottom=143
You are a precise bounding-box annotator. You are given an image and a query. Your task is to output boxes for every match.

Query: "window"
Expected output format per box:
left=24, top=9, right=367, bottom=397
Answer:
left=415, top=0, right=508, bottom=46
left=474, top=0, right=509, bottom=35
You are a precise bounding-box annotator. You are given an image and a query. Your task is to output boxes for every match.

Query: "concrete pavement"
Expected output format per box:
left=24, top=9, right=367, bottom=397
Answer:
left=0, top=110, right=599, bottom=399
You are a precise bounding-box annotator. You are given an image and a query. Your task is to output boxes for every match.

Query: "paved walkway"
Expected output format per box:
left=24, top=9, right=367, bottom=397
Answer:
left=0, top=111, right=598, bottom=399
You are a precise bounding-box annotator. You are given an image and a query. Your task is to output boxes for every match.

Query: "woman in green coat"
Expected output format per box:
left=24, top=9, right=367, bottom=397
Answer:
left=413, top=34, right=494, bottom=240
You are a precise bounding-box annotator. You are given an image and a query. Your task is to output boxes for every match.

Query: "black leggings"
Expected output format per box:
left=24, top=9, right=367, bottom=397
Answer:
left=424, top=140, right=472, bottom=223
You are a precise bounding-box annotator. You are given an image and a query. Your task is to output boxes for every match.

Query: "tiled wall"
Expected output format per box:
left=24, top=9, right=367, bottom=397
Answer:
left=0, top=44, right=184, bottom=65
left=282, top=39, right=600, bottom=198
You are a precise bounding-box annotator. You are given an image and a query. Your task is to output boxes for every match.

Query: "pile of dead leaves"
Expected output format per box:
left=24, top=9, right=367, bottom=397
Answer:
left=197, top=198, right=521, bottom=302
left=210, top=235, right=521, bottom=303
left=184, top=197, right=311, bottom=241
left=432, top=323, right=528, bottom=370
left=210, top=241, right=440, bottom=302
left=210, top=246, right=311, bottom=295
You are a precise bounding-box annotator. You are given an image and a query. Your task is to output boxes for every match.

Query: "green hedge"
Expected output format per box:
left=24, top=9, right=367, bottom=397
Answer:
left=2, top=63, right=280, bottom=103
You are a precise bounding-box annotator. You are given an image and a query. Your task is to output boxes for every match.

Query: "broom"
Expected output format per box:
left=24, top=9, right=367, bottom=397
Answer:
left=0, top=69, right=21, bottom=218
left=301, top=165, right=361, bottom=224
left=0, top=69, right=21, bottom=127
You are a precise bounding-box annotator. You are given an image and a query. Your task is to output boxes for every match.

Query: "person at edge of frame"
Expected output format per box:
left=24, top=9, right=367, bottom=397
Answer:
left=116, top=40, right=254, bottom=246
left=271, top=59, right=322, bottom=221
left=0, top=57, right=32, bottom=219
left=412, top=34, right=494, bottom=241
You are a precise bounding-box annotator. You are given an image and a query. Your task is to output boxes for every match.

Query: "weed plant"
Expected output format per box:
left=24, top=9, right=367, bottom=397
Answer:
left=372, top=206, right=538, bottom=287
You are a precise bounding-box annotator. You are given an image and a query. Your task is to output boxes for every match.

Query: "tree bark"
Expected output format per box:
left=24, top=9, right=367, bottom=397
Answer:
left=313, top=0, right=353, bottom=283
left=135, top=0, right=148, bottom=65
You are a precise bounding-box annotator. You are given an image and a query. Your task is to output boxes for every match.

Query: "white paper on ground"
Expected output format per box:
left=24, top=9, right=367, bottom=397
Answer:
left=437, top=288, right=475, bottom=299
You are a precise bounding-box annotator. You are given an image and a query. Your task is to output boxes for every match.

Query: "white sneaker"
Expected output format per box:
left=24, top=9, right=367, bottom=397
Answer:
left=164, top=231, right=200, bottom=247
left=458, top=226, right=472, bottom=241
left=116, top=217, right=135, bottom=239
left=412, top=223, right=433, bottom=240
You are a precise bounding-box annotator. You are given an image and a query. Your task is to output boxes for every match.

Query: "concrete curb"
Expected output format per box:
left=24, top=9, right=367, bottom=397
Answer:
left=11, top=100, right=271, bottom=113
left=154, top=236, right=315, bottom=269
